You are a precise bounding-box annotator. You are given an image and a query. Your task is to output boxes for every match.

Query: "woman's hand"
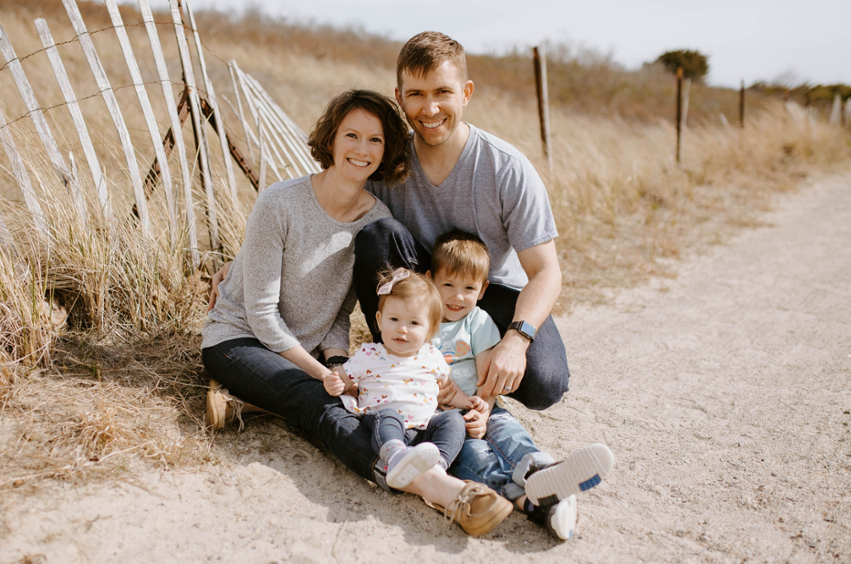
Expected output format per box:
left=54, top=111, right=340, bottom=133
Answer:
left=207, top=261, right=233, bottom=311
left=323, top=371, right=345, bottom=396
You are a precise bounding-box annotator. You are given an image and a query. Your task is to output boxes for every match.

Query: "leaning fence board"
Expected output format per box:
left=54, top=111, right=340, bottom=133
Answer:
left=258, top=125, right=267, bottom=192
left=186, top=1, right=237, bottom=202
left=257, top=120, right=285, bottom=182
left=255, top=115, right=290, bottom=180
left=254, top=103, right=299, bottom=178
left=62, top=0, right=149, bottom=235
left=138, top=0, right=199, bottom=267
left=0, top=107, right=48, bottom=237
left=34, top=18, right=111, bottom=220
left=170, top=0, right=220, bottom=258
left=0, top=209, right=14, bottom=250
left=228, top=61, right=255, bottom=162
left=105, top=0, right=177, bottom=244
left=240, top=71, right=310, bottom=175
left=0, top=22, right=87, bottom=227
left=243, top=74, right=317, bottom=174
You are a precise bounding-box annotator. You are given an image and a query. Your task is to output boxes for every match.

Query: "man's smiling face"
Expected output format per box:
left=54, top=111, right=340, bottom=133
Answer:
left=395, top=60, right=473, bottom=148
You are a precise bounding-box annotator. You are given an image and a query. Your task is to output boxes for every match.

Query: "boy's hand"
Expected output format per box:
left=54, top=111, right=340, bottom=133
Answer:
left=466, top=395, right=489, bottom=416
left=463, top=406, right=488, bottom=439
left=323, top=371, right=345, bottom=396
left=208, top=261, right=233, bottom=311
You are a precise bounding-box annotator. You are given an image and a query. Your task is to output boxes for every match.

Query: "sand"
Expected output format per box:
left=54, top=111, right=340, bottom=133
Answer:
left=2, top=172, right=849, bottom=563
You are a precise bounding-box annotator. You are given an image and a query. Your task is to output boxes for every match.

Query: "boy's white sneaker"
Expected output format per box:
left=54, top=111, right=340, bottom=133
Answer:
left=386, top=443, right=441, bottom=489
left=524, top=443, right=614, bottom=506
left=547, top=495, right=578, bottom=540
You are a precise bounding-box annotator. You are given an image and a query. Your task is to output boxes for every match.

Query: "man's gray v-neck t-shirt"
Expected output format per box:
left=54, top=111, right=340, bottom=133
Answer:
left=367, top=124, right=557, bottom=290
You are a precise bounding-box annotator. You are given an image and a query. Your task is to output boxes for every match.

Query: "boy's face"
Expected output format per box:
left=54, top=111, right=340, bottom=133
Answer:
left=430, top=268, right=488, bottom=323
left=395, top=60, right=474, bottom=148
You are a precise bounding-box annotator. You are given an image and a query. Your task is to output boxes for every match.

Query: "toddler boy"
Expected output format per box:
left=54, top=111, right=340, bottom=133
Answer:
left=428, top=229, right=614, bottom=540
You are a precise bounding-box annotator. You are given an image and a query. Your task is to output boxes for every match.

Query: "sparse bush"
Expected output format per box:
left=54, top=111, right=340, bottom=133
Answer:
left=656, top=50, right=710, bottom=81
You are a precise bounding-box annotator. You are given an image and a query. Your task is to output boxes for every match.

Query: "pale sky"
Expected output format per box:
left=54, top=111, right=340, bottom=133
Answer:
left=178, top=0, right=849, bottom=89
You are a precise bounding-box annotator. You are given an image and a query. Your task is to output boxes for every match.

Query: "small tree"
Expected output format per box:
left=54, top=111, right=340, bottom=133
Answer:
left=656, top=50, right=709, bottom=81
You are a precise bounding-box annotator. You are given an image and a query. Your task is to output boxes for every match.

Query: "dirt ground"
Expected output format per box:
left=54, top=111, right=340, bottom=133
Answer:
left=1, top=172, right=850, bottom=563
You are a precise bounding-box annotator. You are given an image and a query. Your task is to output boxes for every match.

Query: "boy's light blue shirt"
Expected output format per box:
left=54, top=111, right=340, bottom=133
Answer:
left=432, top=307, right=501, bottom=396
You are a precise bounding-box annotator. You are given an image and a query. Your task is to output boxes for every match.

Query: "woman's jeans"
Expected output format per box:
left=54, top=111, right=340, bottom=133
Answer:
left=364, top=408, right=467, bottom=470
left=202, top=338, right=390, bottom=490
left=449, top=406, right=555, bottom=501
left=353, top=217, right=570, bottom=411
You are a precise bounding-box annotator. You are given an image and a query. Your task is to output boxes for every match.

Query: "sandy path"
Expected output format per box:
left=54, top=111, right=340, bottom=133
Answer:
left=2, top=173, right=850, bottom=563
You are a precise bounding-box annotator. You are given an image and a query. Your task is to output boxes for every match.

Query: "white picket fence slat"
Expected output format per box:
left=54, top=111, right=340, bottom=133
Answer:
left=35, top=18, right=111, bottom=221
left=137, top=0, right=200, bottom=267
left=61, top=0, right=149, bottom=235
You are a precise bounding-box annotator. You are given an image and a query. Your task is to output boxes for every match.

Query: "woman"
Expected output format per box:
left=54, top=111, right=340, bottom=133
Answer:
left=201, top=90, right=511, bottom=536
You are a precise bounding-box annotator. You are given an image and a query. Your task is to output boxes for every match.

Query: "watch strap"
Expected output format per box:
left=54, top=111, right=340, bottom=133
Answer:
left=508, top=320, right=536, bottom=341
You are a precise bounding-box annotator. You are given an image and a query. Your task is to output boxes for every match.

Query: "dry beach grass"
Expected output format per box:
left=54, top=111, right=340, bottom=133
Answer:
left=0, top=0, right=850, bottom=534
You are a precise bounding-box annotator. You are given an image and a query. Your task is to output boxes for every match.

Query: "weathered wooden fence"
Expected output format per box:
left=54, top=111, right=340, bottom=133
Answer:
left=0, top=0, right=318, bottom=269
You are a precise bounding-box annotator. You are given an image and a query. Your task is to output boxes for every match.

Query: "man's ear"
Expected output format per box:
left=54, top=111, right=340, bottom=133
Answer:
left=462, top=80, right=474, bottom=107
left=394, top=86, right=403, bottom=106
left=478, top=280, right=489, bottom=300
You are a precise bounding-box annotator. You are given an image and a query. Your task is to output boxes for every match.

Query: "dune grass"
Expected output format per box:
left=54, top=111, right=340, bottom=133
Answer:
left=0, top=0, right=849, bottom=489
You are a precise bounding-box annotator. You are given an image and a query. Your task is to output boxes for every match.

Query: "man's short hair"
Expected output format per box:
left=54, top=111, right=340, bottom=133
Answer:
left=308, top=89, right=409, bottom=185
left=431, top=229, right=489, bottom=284
left=396, top=31, right=468, bottom=89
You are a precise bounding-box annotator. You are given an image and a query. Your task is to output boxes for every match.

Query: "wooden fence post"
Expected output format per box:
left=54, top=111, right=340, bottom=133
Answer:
left=62, top=0, right=149, bottom=235
left=676, top=67, right=683, bottom=163
left=533, top=46, right=552, bottom=172
left=830, top=93, right=842, bottom=125
left=739, top=80, right=745, bottom=128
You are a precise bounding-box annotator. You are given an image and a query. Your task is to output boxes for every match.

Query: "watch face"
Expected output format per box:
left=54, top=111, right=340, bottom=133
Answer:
left=510, top=321, right=536, bottom=340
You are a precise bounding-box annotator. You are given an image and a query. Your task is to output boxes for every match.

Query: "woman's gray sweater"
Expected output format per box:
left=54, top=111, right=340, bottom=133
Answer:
left=201, top=176, right=391, bottom=356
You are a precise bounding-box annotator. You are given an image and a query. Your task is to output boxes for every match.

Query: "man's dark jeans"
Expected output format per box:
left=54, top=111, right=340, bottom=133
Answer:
left=202, top=338, right=386, bottom=488
left=353, top=218, right=570, bottom=411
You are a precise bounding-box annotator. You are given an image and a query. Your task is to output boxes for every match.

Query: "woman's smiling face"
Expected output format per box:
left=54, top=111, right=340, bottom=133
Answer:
left=330, top=108, right=385, bottom=182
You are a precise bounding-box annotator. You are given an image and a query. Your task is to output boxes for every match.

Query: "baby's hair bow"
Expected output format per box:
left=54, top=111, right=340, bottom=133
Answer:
left=377, top=269, right=410, bottom=295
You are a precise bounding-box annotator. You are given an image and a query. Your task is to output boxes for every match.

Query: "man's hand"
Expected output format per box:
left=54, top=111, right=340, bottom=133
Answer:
left=463, top=398, right=489, bottom=439
left=476, top=331, right=529, bottom=398
left=323, top=371, right=345, bottom=396
left=207, top=261, right=233, bottom=311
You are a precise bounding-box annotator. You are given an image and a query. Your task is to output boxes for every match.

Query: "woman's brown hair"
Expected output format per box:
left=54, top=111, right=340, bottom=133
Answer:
left=308, top=90, right=409, bottom=185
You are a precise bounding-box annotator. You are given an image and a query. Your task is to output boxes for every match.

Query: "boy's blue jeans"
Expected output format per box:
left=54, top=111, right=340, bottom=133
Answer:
left=353, top=218, right=570, bottom=411
left=449, top=406, right=555, bottom=501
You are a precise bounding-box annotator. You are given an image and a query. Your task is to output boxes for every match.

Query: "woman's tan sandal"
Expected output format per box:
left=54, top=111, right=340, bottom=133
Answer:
left=205, top=379, right=244, bottom=432
left=433, top=481, right=513, bottom=536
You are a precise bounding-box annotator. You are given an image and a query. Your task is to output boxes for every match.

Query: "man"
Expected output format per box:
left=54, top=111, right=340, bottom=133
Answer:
left=354, top=31, right=570, bottom=411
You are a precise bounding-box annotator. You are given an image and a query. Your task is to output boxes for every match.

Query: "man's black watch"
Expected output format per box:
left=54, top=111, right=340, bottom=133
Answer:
left=508, top=320, right=536, bottom=342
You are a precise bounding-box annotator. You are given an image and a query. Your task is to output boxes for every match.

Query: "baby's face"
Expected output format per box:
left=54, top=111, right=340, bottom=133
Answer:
left=431, top=269, right=487, bottom=323
left=376, top=296, right=432, bottom=357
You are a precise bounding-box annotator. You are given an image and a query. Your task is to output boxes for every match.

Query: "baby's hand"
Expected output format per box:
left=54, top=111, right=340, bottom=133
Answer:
left=323, top=371, right=345, bottom=396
